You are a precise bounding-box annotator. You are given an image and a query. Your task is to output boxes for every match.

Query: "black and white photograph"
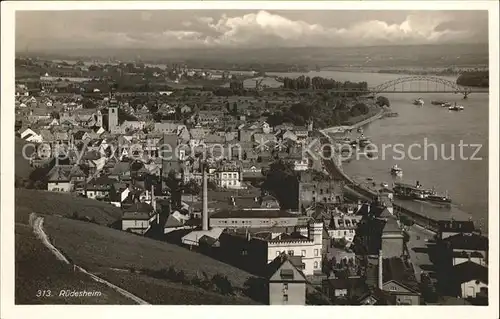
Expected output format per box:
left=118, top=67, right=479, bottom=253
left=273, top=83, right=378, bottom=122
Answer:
left=1, top=1, right=498, bottom=317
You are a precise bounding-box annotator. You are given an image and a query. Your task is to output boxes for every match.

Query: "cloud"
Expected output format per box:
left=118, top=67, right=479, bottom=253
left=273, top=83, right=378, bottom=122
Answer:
left=195, top=10, right=477, bottom=48
left=15, top=10, right=487, bottom=51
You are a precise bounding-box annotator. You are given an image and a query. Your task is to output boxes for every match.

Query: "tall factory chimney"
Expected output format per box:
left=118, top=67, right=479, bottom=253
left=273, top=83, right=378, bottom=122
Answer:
left=378, top=250, right=383, bottom=289
left=202, top=163, right=209, bottom=231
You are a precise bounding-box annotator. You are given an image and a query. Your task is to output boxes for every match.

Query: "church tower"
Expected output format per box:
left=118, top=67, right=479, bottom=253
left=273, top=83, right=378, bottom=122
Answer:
left=108, top=91, right=119, bottom=133
left=96, top=110, right=103, bottom=128
left=307, top=118, right=314, bottom=132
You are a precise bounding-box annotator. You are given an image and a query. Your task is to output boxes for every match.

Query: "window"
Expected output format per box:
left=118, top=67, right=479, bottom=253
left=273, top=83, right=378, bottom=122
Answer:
left=314, top=249, right=319, bottom=256
left=288, top=250, right=294, bottom=256
left=283, top=294, right=288, bottom=303
left=390, top=286, right=397, bottom=291
left=314, top=261, right=319, bottom=269
left=111, top=109, right=115, bottom=113
left=301, top=250, right=306, bottom=257
left=283, top=283, right=288, bottom=294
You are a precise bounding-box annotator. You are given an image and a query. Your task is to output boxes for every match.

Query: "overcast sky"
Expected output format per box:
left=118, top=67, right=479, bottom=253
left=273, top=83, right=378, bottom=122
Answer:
left=16, top=10, right=489, bottom=51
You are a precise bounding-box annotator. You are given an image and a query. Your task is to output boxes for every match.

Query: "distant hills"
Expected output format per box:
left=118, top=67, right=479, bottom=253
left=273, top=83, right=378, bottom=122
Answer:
left=17, top=43, right=488, bottom=69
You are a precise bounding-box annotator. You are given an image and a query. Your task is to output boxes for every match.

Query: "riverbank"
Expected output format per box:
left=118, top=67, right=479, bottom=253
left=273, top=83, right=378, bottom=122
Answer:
left=324, top=155, right=474, bottom=233
left=320, top=107, right=385, bottom=135
left=320, top=104, right=476, bottom=232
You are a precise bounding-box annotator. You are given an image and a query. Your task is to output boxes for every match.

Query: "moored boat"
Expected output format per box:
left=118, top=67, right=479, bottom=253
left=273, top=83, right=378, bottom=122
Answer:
left=432, top=100, right=452, bottom=107
left=390, top=164, right=403, bottom=176
left=358, top=134, right=371, bottom=148
left=413, top=98, right=424, bottom=106
left=449, top=102, right=464, bottom=111
left=426, top=193, right=452, bottom=204
left=431, top=100, right=446, bottom=105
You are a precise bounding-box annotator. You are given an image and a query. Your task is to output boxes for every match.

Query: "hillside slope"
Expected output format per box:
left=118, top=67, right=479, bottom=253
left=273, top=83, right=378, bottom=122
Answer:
left=15, top=137, right=34, bottom=180
left=15, top=224, right=135, bottom=304
left=41, top=216, right=259, bottom=304
left=15, top=189, right=260, bottom=304
left=44, top=216, right=255, bottom=287
left=15, top=189, right=123, bottom=225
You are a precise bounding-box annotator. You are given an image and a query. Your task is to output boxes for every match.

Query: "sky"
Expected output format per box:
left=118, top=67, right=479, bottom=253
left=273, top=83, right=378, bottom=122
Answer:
left=16, top=10, right=489, bottom=51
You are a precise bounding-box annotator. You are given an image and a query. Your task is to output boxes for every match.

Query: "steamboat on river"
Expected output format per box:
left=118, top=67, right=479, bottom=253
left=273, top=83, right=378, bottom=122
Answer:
left=393, top=181, right=452, bottom=205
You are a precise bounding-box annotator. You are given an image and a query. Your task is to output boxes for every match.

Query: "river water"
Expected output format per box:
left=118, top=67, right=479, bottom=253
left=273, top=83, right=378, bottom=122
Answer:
left=257, top=71, right=489, bottom=231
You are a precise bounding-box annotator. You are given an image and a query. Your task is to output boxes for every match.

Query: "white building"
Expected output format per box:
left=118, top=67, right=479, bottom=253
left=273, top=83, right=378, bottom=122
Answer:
left=215, top=164, right=242, bottom=189
left=267, top=222, right=324, bottom=276
left=20, top=128, right=43, bottom=143
left=210, top=210, right=307, bottom=229
left=293, top=157, right=309, bottom=171
left=454, top=261, right=488, bottom=298
left=46, top=165, right=75, bottom=192
left=121, top=120, right=145, bottom=131
left=328, top=215, right=362, bottom=243
left=121, top=203, right=156, bottom=235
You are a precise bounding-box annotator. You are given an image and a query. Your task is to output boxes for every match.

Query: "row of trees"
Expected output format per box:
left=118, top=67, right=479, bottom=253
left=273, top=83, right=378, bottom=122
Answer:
left=456, top=71, right=489, bottom=88
left=262, top=160, right=300, bottom=209
left=144, top=266, right=235, bottom=296
left=282, top=76, right=369, bottom=91
left=266, top=98, right=375, bottom=128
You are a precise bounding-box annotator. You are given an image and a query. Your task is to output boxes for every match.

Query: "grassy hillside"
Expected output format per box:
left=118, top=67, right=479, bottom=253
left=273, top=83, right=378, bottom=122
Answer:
left=100, top=270, right=259, bottom=305
left=41, top=216, right=260, bottom=304
left=44, top=216, right=255, bottom=288
left=15, top=189, right=260, bottom=304
left=15, top=137, right=34, bottom=180
left=15, top=189, right=123, bottom=225
left=15, top=224, right=135, bottom=304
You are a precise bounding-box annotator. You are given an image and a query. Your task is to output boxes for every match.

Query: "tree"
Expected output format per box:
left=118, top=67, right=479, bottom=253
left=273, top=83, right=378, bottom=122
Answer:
left=262, top=160, right=299, bottom=209
left=350, top=103, right=369, bottom=117
left=183, top=180, right=201, bottom=195
left=82, top=98, right=97, bottom=109
left=50, top=111, right=60, bottom=119
left=335, top=237, right=348, bottom=249
left=376, top=96, right=391, bottom=107
left=290, top=102, right=311, bottom=120
left=212, top=274, right=234, bottom=295
left=403, top=231, right=410, bottom=244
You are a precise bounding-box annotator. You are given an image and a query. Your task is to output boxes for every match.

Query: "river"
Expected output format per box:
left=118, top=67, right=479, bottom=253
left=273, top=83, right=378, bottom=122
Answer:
left=258, top=71, right=489, bottom=232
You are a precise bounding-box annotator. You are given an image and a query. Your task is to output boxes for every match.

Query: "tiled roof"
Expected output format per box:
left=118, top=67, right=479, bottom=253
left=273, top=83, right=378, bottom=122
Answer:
left=46, top=165, right=72, bottom=182
left=443, top=233, right=488, bottom=251
left=211, top=209, right=297, bottom=219
left=122, top=211, right=152, bottom=221
left=453, top=261, right=488, bottom=284
left=265, top=253, right=307, bottom=281
left=123, top=202, right=154, bottom=214
left=382, top=257, right=420, bottom=293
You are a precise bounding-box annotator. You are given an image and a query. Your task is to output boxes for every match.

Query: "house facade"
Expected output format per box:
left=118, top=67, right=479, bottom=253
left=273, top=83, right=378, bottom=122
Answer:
left=267, top=254, right=307, bottom=305
left=267, top=222, right=323, bottom=276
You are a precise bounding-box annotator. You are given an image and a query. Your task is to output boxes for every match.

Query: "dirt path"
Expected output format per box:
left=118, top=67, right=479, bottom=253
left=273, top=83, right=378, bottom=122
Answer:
left=30, top=213, right=150, bottom=305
